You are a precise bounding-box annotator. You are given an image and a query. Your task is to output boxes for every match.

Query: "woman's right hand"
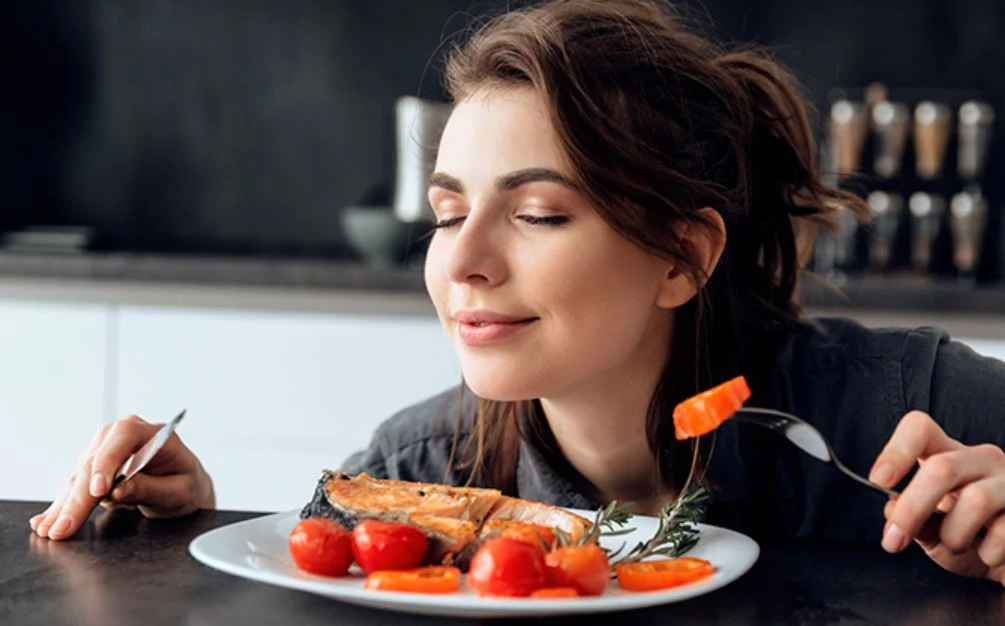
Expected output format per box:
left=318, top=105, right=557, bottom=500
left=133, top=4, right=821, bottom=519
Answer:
left=29, top=414, right=216, bottom=541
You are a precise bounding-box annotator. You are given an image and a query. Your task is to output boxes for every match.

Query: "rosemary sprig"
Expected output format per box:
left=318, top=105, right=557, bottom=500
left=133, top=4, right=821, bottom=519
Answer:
left=552, top=499, right=635, bottom=554
left=609, top=487, right=709, bottom=565
left=549, top=487, right=709, bottom=565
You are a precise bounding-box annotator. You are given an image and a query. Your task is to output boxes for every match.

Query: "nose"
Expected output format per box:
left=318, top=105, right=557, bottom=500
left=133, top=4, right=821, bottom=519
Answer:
left=444, top=209, right=508, bottom=287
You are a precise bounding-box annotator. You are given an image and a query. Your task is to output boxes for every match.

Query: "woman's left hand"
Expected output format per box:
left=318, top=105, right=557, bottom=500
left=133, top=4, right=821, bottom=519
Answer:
left=868, top=410, right=1005, bottom=584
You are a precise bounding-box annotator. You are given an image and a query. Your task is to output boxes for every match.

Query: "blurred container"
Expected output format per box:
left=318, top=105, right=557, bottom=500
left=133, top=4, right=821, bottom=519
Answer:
left=340, top=206, right=413, bottom=268
left=392, top=96, right=451, bottom=224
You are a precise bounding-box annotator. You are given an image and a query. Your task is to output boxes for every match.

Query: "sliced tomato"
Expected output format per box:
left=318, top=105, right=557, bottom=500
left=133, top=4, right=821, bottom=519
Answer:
left=351, top=520, right=428, bottom=574
left=364, top=566, right=462, bottom=594
left=615, top=557, right=716, bottom=592
left=530, top=587, right=579, bottom=598
left=673, top=375, right=751, bottom=440
left=544, top=545, right=611, bottom=597
left=287, top=518, right=354, bottom=577
left=467, top=537, right=548, bottom=597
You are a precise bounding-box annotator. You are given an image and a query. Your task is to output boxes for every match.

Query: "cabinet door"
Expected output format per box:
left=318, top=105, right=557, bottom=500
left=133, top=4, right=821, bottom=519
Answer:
left=960, top=339, right=1005, bottom=363
left=114, top=306, right=461, bottom=512
left=0, top=300, right=109, bottom=501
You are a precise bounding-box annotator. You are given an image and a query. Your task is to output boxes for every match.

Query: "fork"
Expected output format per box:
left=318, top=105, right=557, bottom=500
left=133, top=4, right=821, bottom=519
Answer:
left=730, top=407, right=898, bottom=498
left=729, top=407, right=981, bottom=535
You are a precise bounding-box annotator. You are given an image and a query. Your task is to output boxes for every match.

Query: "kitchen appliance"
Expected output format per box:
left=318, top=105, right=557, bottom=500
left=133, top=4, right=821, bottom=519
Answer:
left=392, top=96, right=452, bottom=224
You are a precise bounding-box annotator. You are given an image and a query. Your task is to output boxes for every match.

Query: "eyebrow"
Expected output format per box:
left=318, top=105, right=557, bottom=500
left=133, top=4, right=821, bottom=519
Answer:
left=427, top=168, right=580, bottom=195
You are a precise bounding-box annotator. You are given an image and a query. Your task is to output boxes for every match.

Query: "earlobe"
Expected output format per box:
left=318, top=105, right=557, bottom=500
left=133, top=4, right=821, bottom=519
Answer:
left=654, top=208, right=727, bottom=310
left=655, top=268, right=693, bottom=310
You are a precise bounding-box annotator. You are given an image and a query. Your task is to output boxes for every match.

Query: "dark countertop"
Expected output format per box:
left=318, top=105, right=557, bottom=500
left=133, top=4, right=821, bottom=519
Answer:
left=800, top=275, right=1005, bottom=315
left=0, top=251, right=426, bottom=292
left=3, top=500, right=1000, bottom=625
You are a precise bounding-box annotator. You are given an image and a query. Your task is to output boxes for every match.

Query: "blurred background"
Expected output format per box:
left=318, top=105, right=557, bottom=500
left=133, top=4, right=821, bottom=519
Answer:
left=2, top=0, right=1003, bottom=512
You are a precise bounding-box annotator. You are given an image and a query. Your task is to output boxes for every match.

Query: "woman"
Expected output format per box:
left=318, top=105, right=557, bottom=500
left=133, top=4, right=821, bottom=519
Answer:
left=31, top=0, right=1005, bottom=585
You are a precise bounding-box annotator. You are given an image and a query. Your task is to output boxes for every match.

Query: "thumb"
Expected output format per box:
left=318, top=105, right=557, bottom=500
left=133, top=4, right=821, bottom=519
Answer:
left=110, top=473, right=202, bottom=518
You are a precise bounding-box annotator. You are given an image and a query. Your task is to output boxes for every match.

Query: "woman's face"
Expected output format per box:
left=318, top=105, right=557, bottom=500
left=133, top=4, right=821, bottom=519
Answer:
left=424, top=87, right=676, bottom=401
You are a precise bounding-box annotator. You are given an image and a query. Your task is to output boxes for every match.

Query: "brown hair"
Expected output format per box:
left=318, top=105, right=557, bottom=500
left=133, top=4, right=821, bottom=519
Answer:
left=441, top=0, right=868, bottom=496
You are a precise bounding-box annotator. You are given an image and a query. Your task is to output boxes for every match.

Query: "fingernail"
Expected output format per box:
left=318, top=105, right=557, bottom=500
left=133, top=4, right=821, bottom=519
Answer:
left=882, top=523, right=908, bottom=553
left=49, top=515, right=72, bottom=539
left=29, top=515, right=40, bottom=530
left=871, top=463, right=894, bottom=487
left=89, top=474, right=107, bottom=497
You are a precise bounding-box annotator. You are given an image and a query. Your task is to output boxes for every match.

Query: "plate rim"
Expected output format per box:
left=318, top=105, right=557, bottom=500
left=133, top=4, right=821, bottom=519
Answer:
left=189, top=508, right=759, bottom=618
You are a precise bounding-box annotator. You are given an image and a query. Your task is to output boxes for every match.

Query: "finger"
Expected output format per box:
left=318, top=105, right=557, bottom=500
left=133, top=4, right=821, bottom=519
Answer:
left=977, top=515, right=1005, bottom=570
left=869, top=411, right=963, bottom=489
left=36, top=466, right=82, bottom=537
left=938, top=477, right=1005, bottom=554
left=88, top=416, right=158, bottom=499
left=885, top=447, right=1003, bottom=551
left=37, top=425, right=111, bottom=534
left=116, top=473, right=202, bottom=518
left=45, top=458, right=101, bottom=541
left=882, top=495, right=951, bottom=520
left=30, top=496, right=62, bottom=532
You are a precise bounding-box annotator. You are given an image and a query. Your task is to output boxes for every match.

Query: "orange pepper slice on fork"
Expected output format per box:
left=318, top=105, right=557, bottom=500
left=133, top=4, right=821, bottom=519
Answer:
left=673, top=375, right=751, bottom=440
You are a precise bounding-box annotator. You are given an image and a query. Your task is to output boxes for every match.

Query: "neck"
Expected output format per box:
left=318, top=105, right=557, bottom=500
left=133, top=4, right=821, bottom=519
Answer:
left=538, top=315, right=675, bottom=510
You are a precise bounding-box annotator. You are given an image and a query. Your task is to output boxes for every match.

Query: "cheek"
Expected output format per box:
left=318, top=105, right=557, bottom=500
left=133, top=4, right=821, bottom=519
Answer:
left=423, top=237, right=449, bottom=315
left=548, top=237, right=662, bottom=326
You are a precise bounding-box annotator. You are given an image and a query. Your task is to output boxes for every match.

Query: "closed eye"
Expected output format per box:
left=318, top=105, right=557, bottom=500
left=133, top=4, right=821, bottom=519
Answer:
left=432, top=216, right=465, bottom=229
left=519, top=215, right=570, bottom=226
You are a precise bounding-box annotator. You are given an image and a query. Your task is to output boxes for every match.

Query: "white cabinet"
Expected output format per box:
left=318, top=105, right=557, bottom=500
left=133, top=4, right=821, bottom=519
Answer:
left=961, top=339, right=1005, bottom=363
left=3, top=284, right=1005, bottom=513
left=113, top=306, right=461, bottom=512
left=0, top=301, right=109, bottom=501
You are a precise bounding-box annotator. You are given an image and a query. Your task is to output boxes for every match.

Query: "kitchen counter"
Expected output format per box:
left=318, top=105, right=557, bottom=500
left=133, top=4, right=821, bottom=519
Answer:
left=0, top=251, right=426, bottom=292
left=2, top=500, right=1000, bottom=625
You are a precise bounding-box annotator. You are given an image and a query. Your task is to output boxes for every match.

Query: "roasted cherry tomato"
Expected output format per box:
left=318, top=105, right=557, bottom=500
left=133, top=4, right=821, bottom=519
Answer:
left=351, top=520, right=429, bottom=574
left=615, top=557, right=716, bottom=591
left=530, top=587, right=579, bottom=598
left=544, top=544, right=611, bottom=596
left=287, top=518, right=354, bottom=577
left=363, top=566, right=462, bottom=594
left=673, top=375, right=751, bottom=439
left=467, top=537, right=548, bottom=597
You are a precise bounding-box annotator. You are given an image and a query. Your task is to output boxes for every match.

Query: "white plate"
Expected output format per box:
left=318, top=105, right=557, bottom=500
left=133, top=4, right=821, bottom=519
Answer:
left=189, top=508, right=759, bottom=618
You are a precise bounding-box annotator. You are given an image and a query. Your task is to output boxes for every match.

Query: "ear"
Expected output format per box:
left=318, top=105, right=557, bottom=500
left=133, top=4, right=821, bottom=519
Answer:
left=655, top=208, right=727, bottom=309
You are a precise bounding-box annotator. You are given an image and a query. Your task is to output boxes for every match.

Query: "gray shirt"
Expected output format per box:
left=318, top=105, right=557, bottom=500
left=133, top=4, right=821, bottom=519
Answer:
left=338, top=316, right=1005, bottom=543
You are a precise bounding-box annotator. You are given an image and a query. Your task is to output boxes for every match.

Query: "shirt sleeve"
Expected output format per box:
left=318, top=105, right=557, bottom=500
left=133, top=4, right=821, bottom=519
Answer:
left=925, top=334, right=1005, bottom=447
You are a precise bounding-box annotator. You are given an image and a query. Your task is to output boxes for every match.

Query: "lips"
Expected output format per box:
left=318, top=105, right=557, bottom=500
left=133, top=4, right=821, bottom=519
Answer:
left=451, top=309, right=539, bottom=346
left=452, top=310, right=537, bottom=325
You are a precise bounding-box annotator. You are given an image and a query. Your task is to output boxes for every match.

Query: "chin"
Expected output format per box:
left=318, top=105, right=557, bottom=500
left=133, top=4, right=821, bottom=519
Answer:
left=462, top=370, right=548, bottom=402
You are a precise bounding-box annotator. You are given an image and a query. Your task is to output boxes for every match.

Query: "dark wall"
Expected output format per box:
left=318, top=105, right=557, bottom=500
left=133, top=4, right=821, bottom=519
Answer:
left=3, top=0, right=1003, bottom=266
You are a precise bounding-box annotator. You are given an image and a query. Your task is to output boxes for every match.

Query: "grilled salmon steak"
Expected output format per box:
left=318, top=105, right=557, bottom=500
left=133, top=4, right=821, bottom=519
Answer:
left=299, top=470, right=592, bottom=570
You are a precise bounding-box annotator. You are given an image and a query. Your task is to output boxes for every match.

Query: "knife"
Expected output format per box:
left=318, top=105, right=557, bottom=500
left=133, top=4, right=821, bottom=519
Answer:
left=110, top=409, right=187, bottom=490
